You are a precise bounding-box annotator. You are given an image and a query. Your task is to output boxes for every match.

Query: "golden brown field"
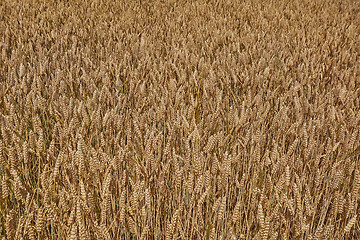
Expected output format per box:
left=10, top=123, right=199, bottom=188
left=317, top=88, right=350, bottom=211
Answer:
left=0, top=0, right=359, bottom=239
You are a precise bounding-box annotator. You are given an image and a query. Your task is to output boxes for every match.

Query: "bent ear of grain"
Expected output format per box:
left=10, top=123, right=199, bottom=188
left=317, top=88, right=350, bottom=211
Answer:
left=344, top=215, right=357, bottom=233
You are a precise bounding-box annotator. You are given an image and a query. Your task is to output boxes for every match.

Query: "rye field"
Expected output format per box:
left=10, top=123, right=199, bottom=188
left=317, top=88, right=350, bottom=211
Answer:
left=0, top=0, right=359, bottom=239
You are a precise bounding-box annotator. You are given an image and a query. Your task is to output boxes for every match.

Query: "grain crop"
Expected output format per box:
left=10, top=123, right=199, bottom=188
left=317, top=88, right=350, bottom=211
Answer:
left=0, top=0, right=359, bottom=239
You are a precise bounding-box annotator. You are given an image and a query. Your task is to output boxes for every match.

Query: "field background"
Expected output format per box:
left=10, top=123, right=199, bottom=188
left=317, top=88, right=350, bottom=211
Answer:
left=0, top=0, right=359, bottom=239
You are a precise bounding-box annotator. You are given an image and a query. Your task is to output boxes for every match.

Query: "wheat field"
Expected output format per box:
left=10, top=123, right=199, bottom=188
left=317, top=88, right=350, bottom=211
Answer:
left=0, top=0, right=359, bottom=239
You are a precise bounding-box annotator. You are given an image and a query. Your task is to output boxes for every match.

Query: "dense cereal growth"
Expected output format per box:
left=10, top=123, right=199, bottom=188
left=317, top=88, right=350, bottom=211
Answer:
left=0, top=0, right=359, bottom=239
